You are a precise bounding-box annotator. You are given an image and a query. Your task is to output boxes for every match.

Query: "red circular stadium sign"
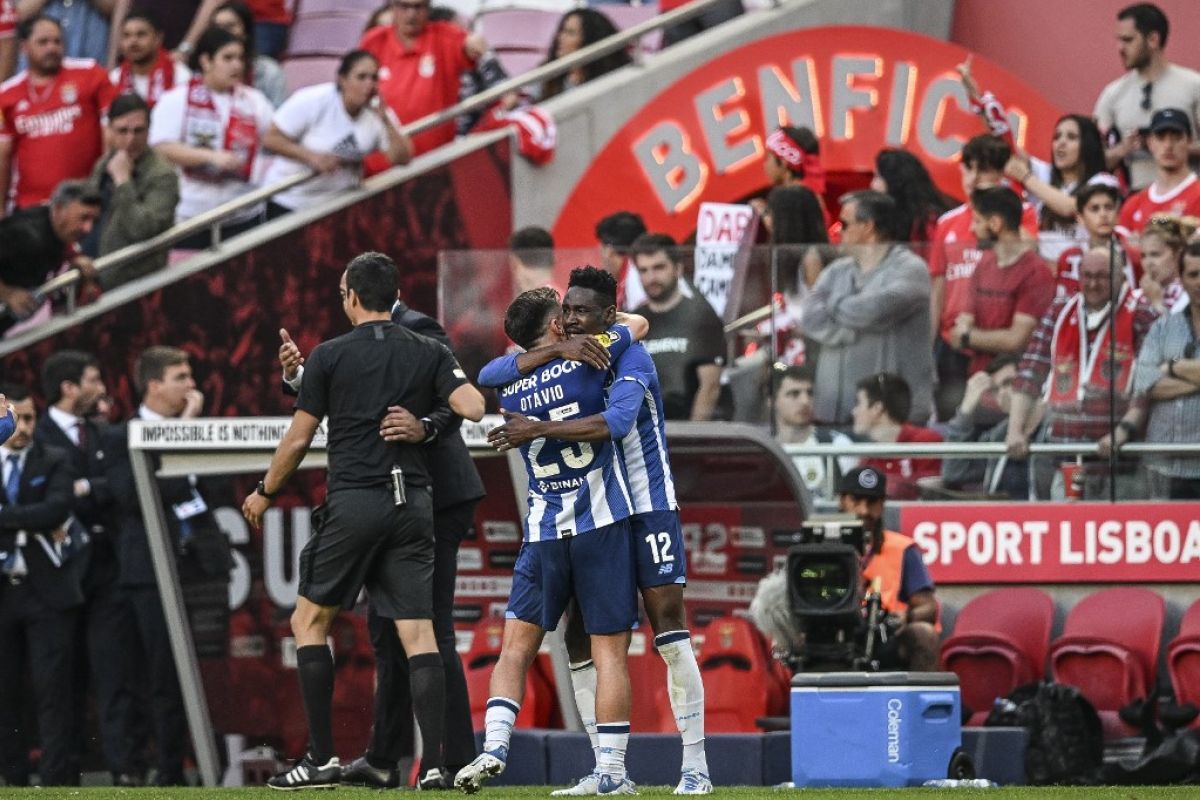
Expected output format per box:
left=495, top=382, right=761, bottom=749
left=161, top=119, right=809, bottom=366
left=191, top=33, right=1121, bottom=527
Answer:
left=551, top=25, right=1064, bottom=245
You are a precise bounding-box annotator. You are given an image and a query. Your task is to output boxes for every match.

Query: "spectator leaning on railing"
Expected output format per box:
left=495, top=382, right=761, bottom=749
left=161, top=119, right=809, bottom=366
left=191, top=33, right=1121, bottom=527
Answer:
left=148, top=25, right=273, bottom=247
left=85, top=93, right=179, bottom=290
left=852, top=372, right=943, bottom=501
left=1128, top=241, right=1200, bottom=500
left=261, top=50, right=412, bottom=218
left=0, top=180, right=100, bottom=333
left=0, top=15, right=116, bottom=214
left=1005, top=247, right=1158, bottom=500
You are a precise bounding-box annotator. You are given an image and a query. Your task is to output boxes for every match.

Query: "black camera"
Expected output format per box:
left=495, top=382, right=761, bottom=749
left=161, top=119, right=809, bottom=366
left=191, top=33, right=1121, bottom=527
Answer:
left=786, top=515, right=884, bottom=671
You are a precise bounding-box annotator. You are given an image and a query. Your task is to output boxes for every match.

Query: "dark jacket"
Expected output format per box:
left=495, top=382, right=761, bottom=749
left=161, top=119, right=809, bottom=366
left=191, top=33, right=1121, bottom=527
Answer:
left=86, top=149, right=179, bottom=290
left=104, top=415, right=228, bottom=587
left=34, top=412, right=117, bottom=592
left=0, top=441, right=83, bottom=610
left=284, top=300, right=485, bottom=511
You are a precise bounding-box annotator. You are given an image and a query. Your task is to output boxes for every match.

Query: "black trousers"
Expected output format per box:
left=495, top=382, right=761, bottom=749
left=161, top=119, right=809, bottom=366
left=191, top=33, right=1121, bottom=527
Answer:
left=934, top=338, right=971, bottom=422
left=74, top=544, right=139, bottom=777
left=367, top=499, right=478, bottom=770
left=126, top=585, right=187, bottom=784
left=0, top=584, right=78, bottom=785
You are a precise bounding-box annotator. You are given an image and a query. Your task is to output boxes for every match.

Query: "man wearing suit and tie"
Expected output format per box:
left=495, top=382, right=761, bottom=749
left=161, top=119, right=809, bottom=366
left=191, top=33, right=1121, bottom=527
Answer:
left=0, top=384, right=81, bottom=786
left=36, top=351, right=140, bottom=785
left=279, top=293, right=486, bottom=786
left=105, top=346, right=230, bottom=786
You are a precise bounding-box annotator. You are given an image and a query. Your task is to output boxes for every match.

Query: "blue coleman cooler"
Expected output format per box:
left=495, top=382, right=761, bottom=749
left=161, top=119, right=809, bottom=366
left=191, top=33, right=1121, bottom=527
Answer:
left=791, top=671, right=964, bottom=787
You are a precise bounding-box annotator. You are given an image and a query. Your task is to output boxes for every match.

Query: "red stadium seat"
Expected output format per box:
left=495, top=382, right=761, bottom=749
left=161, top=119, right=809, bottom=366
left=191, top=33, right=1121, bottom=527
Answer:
left=287, top=13, right=371, bottom=58
left=698, top=616, right=786, bottom=732
left=1167, top=598, right=1200, bottom=729
left=463, top=619, right=556, bottom=730
left=1050, top=587, right=1164, bottom=739
left=297, top=0, right=381, bottom=15
left=282, top=57, right=342, bottom=94
left=473, top=9, right=560, bottom=53
left=625, top=632, right=672, bottom=733
left=940, top=588, right=1054, bottom=725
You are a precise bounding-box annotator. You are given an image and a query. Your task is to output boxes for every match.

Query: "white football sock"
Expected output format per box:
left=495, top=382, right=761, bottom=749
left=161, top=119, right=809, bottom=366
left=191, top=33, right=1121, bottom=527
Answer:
left=596, top=722, right=630, bottom=780
left=656, top=631, right=708, bottom=774
left=482, top=697, right=519, bottom=757
left=569, top=659, right=600, bottom=767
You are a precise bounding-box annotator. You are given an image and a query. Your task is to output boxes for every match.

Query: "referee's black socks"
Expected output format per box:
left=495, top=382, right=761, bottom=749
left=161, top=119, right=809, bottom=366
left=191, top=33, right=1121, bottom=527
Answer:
left=409, top=651, right=446, bottom=769
left=297, top=644, right=336, bottom=764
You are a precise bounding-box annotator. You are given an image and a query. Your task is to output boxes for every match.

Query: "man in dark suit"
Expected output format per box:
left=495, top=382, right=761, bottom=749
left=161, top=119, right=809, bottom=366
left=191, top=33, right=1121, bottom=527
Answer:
left=35, top=350, right=140, bottom=785
left=0, top=384, right=82, bottom=786
left=279, top=295, right=486, bottom=786
left=104, top=346, right=229, bottom=786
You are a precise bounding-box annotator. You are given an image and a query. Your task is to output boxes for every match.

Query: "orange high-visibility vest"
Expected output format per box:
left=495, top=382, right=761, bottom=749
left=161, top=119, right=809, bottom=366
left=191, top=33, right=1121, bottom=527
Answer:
left=862, top=530, right=917, bottom=616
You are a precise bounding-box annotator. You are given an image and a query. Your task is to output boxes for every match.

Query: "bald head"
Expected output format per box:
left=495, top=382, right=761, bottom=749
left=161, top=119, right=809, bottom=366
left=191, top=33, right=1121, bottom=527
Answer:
left=1079, top=247, right=1122, bottom=310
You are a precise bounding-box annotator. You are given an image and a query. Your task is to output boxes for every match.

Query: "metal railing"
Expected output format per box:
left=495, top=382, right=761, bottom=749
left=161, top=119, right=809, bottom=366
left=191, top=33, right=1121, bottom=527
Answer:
left=780, top=442, right=1200, bottom=458
left=14, top=0, right=747, bottom=317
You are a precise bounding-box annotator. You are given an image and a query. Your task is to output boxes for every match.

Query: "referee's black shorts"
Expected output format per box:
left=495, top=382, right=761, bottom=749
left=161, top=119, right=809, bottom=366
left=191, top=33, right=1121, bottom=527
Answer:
left=298, top=485, right=435, bottom=619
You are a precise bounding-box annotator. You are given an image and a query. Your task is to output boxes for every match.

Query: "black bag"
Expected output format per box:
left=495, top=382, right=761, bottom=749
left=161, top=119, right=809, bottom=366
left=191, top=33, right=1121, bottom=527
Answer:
left=1102, top=729, right=1200, bottom=784
left=985, top=681, right=1103, bottom=785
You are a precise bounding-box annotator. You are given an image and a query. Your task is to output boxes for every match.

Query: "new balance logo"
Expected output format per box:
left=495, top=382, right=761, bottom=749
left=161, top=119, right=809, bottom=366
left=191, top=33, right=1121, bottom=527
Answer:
left=658, top=564, right=672, bottom=575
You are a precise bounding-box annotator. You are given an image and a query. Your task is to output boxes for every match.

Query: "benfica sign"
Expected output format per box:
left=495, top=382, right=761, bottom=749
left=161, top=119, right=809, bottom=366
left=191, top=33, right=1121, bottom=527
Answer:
left=551, top=25, right=1063, bottom=245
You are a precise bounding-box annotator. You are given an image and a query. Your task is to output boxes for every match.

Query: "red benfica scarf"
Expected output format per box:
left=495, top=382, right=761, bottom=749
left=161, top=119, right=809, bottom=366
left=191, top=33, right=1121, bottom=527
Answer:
left=115, top=48, right=176, bottom=107
left=1047, top=286, right=1138, bottom=404
left=182, top=77, right=258, bottom=183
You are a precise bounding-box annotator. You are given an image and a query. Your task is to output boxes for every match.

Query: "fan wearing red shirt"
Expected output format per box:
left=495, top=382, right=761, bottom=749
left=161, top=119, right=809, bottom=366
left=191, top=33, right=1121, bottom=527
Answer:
left=0, top=16, right=115, bottom=212
left=951, top=187, right=1055, bottom=377
left=1054, top=183, right=1141, bottom=297
left=852, top=372, right=943, bottom=501
left=929, top=134, right=1038, bottom=420
left=0, top=0, right=17, bottom=83
left=360, top=0, right=486, bottom=156
left=1118, top=108, right=1200, bottom=233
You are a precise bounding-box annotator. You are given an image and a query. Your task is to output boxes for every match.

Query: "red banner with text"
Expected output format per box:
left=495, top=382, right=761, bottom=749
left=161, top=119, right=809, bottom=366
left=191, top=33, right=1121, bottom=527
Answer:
left=901, top=503, right=1200, bottom=583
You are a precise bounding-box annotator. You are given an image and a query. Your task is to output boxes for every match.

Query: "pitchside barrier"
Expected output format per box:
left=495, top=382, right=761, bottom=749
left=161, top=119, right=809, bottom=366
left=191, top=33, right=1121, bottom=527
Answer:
left=128, top=417, right=1200, bottom=785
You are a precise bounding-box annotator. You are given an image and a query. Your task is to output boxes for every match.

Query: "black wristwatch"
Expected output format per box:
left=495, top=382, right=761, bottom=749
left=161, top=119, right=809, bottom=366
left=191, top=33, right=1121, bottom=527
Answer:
left=959, top=331, right=971, bottom=350
left=1117, top=420, right=1138, bottom=440
left=255, top=480, right=278, bottom=500
left=420, top=417, right=437, bottom=443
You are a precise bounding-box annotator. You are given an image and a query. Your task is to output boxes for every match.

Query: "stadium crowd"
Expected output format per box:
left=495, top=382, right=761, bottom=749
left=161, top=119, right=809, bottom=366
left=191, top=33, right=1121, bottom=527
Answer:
left=0, top=0, right=1199, bottom=788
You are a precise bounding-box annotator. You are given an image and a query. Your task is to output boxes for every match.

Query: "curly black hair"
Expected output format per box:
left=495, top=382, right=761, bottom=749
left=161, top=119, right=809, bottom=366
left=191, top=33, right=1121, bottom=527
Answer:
left=567, top=265, right=617, bottom=308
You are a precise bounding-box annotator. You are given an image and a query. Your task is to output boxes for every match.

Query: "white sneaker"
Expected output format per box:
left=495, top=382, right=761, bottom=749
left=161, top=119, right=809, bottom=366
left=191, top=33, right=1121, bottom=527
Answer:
left=673, top=770, right=713, bottom=795
left=453, top=751, right=506, bottom=794
left=551, top=772, right=601, bottom=796
left=596, top=774, right=638, bottom=795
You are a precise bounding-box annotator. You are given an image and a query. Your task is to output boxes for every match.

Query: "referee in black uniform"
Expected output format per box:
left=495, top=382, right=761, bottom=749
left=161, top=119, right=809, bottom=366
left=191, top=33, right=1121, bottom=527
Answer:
left=242, top=252, right=485, bottom=790
left=280, top=302, right=486, bottom=785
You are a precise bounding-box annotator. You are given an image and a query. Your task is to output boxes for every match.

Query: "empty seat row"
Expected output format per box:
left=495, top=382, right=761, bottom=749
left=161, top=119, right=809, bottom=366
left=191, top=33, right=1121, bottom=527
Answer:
left=942, top=587, right=1200, bottom=738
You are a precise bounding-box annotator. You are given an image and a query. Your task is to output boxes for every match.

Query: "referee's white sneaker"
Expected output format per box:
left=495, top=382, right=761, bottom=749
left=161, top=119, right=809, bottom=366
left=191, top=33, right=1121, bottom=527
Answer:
left=453, top=750, right=506, bottom=794
left=673, top=770, right=713, bottom=795
left=550, top=771, right=601, bottom=796
left=267, top=755, right=341, bottom=790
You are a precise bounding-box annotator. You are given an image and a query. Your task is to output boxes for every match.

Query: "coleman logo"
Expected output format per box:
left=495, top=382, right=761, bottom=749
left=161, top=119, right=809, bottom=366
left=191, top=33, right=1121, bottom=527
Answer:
left=886, top=698, right=902, bottom=764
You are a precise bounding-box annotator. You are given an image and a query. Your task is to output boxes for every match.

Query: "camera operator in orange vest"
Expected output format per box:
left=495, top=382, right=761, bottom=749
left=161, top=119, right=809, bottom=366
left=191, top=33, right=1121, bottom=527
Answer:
left=839, top=466, right=941, bottom=671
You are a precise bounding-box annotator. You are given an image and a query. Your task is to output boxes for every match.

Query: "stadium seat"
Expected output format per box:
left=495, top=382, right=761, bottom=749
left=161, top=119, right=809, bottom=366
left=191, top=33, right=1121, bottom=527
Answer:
left=287, top=13, right=371, bottom=58
left=297, top=0, right=381, bottom=15
left=625, top=631, right=672, bottom=733
left=494, top=50, right=545, bottom=79
left=282, top=56, right=342, bottom=94
left=473, top=8, right=559, bottom=69
left=463, top=618, right=557, bottom=729
left=940, top=588, right=1054, bottom=724
left=1049, top=587, right=1164, bottom=739
left=1167, top=597, right=1200, bottom=729
left=698, top=615, right=786, bottom=732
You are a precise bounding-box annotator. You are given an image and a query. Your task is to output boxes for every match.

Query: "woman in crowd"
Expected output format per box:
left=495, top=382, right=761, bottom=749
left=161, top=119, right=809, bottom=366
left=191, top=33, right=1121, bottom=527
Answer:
left=1138, top=214, right=1196, bottom=313
left=870, top=148, right=955, bottom=243
left=211, top=0, right=287, bottom=107
left=150, top=26, right=275, bottom=247
left=262, top=50, right=413, bottom=216
left=538, top=8, right=630, bottom=101
left=1005, top=114, right=1111, bottom=233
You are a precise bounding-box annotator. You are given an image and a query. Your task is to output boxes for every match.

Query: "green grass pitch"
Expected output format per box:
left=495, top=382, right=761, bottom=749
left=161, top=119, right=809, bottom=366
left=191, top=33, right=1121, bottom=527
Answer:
left=13, top=787, right=1199, bottom=799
